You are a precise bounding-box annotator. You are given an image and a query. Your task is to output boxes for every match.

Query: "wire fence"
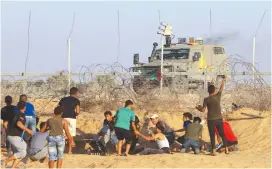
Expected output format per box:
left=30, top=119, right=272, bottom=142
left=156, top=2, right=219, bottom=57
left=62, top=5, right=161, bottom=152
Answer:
left=1, top=58, right=271, bottom=117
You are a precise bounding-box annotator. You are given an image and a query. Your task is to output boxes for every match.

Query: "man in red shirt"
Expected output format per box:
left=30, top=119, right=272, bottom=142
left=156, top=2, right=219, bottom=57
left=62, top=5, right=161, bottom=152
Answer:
left=215, top=121, right=238, bottom=152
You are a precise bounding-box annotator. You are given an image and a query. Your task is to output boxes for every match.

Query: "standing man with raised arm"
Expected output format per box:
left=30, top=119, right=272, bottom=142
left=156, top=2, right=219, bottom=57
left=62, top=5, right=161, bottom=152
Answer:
left=59, top=87, right=80, bottom=154
left=196, top=76, right=229, bottom=156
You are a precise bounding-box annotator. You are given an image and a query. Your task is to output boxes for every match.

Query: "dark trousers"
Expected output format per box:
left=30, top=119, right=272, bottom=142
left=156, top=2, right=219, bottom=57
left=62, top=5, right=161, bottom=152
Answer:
left=129, top=135, right=138, bottom=152
left=165, top=132, right=175, bottom=145
left=1, top=125, right=10, bottom=151
left=207, top=119, right=227, bottom=150
left=177, top=135, right=185, bottom=144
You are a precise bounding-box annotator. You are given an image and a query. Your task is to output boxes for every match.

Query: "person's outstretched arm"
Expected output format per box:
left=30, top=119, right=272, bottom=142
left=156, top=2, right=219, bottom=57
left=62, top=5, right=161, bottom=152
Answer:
left=40, top=121, right=48, bottom=133
left=135, top=131, right=157, bottom=141
left=196, top=102, right=206, bottom=113
left=219, top=76, right=227, bottom=93
left=174, top=128, right=185, bottom=132
left=17, top=121, right=33, bottom=135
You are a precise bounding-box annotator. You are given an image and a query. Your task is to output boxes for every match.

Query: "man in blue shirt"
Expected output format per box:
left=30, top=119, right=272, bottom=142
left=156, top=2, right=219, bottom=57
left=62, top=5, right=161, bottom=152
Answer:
left=19, top=94, right=36, bottom=140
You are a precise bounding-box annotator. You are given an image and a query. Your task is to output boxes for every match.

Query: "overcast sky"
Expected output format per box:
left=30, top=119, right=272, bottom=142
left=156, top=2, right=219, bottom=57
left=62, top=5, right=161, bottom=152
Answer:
left=1, top=1, right=271, bottom=79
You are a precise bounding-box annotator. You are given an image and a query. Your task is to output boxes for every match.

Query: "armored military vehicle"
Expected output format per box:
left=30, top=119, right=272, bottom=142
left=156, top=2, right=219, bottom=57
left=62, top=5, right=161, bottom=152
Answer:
left=131, top=32, right=229, bottom=94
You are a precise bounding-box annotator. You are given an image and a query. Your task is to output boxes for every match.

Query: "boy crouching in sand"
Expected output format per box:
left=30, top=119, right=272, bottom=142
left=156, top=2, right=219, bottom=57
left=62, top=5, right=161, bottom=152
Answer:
left=97, top=111, right=118, bottom=152
left=134, top=122, right=171, bottom=155
left=181, top=117, right=203, bottom=155
left=41, top=106, right=75, bottom=169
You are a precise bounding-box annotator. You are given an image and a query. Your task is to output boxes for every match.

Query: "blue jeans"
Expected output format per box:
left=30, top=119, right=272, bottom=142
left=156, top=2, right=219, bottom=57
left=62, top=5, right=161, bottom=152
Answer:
left=25, top=116, right=36, bottom=132
left=47, top=135, right=65, bottom=161
left=22, top=116, right=36, bottom=139
left=181, top=139, right=201, bottom=154
left=99, top=125, right=118, bottom=145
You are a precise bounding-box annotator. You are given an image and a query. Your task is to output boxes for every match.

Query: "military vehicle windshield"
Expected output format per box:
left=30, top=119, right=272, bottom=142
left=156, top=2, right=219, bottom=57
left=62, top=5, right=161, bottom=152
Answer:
left=156, top=48, right=190, bottom=60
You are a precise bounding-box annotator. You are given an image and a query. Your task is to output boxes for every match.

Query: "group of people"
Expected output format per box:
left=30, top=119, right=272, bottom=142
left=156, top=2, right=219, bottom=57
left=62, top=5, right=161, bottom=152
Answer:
left=1, top=87, right=79, bottom=168
left=1, top=76, right=239, bottom=168
left=97, top=76, right=238, bottom=156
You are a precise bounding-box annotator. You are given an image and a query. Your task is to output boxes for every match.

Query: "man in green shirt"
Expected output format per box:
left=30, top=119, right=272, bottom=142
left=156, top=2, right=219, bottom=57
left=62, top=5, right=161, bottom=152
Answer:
left=181, top=117, right=203, bottom=154
left=114, top=100, right=137, bottom=156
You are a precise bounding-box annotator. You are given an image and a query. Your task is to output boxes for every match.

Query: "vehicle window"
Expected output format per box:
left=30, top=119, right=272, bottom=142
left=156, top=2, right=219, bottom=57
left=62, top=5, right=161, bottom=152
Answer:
left=156, top=49, right=190, bottom=60
left=214, top=47, right=225, bottom=54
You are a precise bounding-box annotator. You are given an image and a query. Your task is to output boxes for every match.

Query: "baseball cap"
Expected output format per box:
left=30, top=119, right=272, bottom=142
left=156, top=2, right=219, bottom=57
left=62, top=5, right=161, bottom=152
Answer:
left=150, top=114, right=159, bottom=119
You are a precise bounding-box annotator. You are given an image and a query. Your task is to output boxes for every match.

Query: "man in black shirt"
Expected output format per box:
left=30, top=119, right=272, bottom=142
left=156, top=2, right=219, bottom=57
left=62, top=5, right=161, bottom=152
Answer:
left=59, top=87, right=80, bottom=154
left=1, top=96, right=16, bottom=155
left=2, top=101, right=33, bottom=168
left=1, top=96, right=16, bottom=125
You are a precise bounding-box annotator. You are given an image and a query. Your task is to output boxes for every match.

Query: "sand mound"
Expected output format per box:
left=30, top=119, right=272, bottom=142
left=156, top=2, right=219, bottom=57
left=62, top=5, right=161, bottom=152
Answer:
left=2, top=108, right=271, bottom=168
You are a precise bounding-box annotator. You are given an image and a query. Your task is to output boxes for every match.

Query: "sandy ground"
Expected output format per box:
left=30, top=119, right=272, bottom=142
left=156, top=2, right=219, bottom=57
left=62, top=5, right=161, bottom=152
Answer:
left=1, top=107, right=271, bottom=168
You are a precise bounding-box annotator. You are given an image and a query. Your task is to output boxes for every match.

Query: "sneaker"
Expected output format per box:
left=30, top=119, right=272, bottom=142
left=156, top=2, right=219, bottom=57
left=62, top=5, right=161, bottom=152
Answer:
left=194, top=148, right=200, bottom=154
left=180, top=148, right=186, bottom=153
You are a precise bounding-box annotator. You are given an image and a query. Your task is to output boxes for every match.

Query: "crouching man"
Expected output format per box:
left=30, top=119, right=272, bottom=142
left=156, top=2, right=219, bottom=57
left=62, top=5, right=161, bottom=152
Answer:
left=28, top=122, right=49, bottom=163
left=135, top=122, right=171, bottom=155
left=181, top=117, right=203, bottom=155
left=97, top=111, right=118, bottom=152
left=1, top=101, right=34, bottom=168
